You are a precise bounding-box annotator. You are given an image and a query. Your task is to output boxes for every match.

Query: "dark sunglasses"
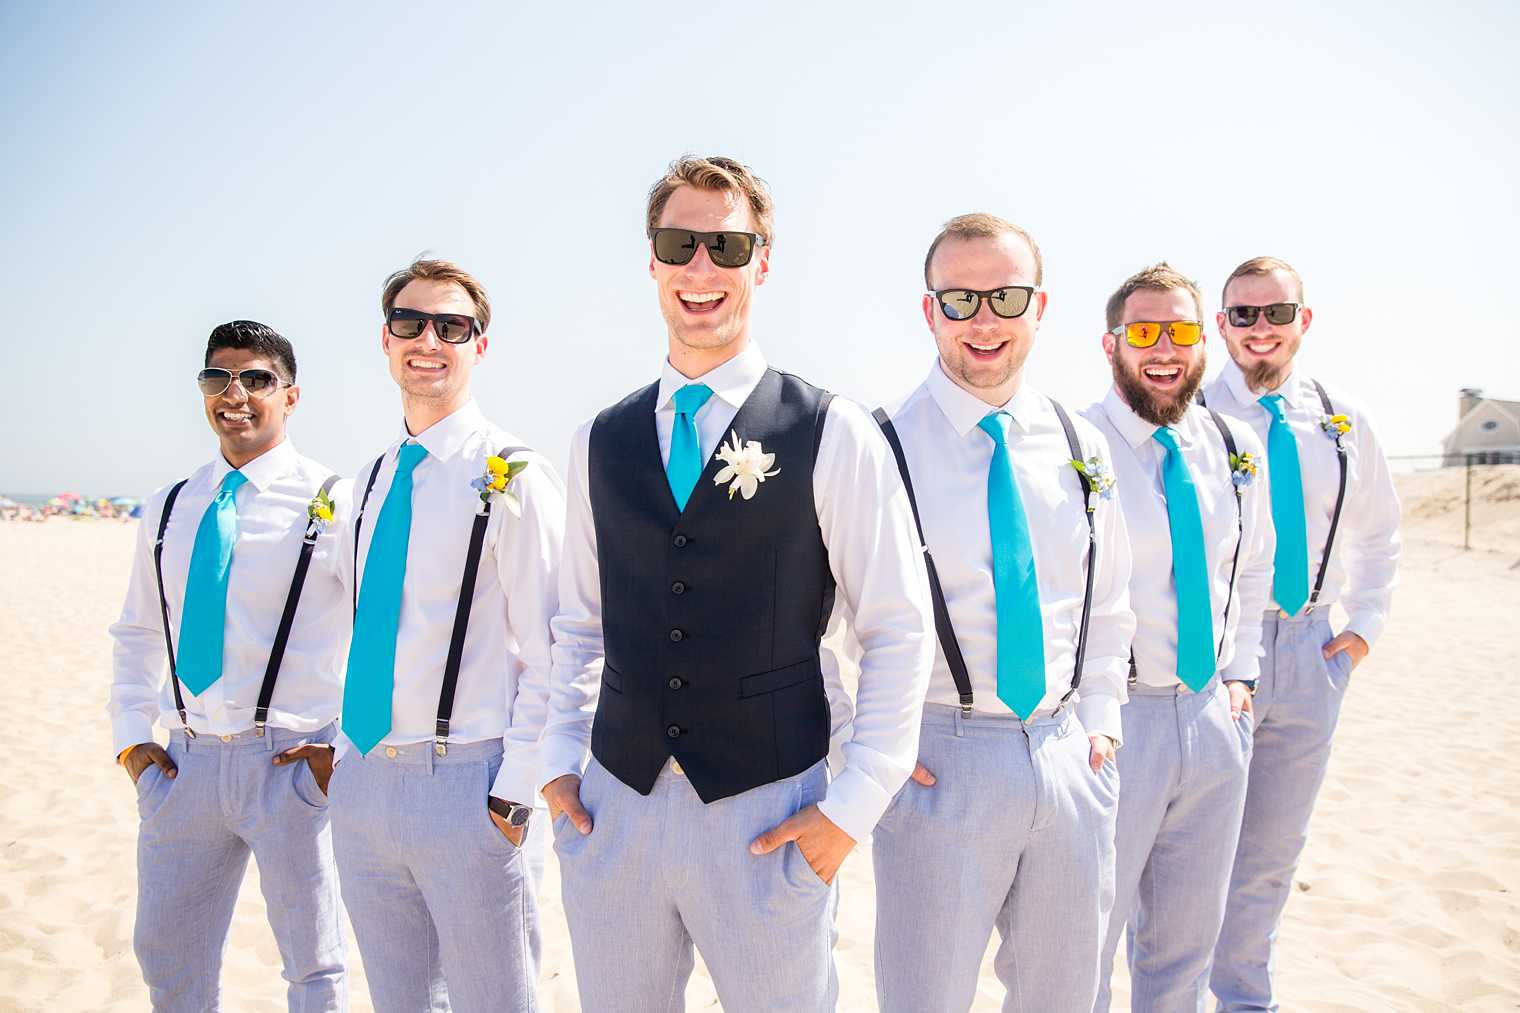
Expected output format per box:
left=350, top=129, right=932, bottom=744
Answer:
left=1225, top=302, right=1299, bottom=327
left=650, top=228, right=766, bottom=268
left=930, top=286, right=1037, bottom=321
left=386, top=308, right=480, bottom=344
left=196, top=367, right=289, bottom=398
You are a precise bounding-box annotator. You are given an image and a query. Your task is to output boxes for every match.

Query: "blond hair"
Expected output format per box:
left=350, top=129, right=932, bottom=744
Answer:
left=646, top=156, right=775, bottom=243
left=1105, top=262, right=1204, bottom=330
left=1222, top=255, right=1304, bottom=306
left=381, top=259, right=492, bottom=333
left=924, top=213, right=1043, bottom=288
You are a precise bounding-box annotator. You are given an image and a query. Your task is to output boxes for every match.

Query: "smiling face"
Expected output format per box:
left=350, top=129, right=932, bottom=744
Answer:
left=1104, top=287, right=1206, bottom=428
left=923, top=232, right=1046, bottom=406
left=381, top=278, right=487, bottom=426
left=202, top=346, right=297, bottom=467
left=1219, top=268, right=1311, bottom=393
left=650, top=184, right=769, bottom=376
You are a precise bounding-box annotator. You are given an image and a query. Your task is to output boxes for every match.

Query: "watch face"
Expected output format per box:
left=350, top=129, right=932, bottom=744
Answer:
left=508, top=806, right=531, bottom=828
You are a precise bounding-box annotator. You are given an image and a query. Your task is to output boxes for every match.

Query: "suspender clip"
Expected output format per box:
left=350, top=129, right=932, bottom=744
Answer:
left=178, top=710, right=197, bottom=738
left=302, top=521, right=320, bottom=546
left=253, top=720, right=266, bottom=737
left=958, top=693, right=974, bottom=717
left=434, top=718, right=450, bottom=757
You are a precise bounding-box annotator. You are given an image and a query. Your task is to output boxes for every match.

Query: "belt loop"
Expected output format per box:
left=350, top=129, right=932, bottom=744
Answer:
left=953, top=707, right=966, bottom=738
left=262, top=729, right=276, bottom=753
left=425, top=743, right=436, bottom=775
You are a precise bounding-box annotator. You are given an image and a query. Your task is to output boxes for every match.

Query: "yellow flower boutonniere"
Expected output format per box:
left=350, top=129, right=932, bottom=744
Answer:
left=307, top=487, right=336, bottom=534
left=471, top=454, right=529, bottom=516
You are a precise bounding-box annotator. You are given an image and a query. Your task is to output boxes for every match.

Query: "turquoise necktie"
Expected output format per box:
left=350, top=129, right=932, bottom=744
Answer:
left=343, top=442, right=428, bottom=755
left=1152, top=427, right=1216, bottom=691
left=667, top=383, right=714, bottom=510
left=1259, top=395, right=1310, bottom=615
left=176, top=469, right=248, bottom=695
left=977, top=412, right=1046, bottom=719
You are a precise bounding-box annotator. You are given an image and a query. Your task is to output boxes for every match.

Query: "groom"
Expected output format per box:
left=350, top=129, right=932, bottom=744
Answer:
left=537, top=155, right=935, bottom=1012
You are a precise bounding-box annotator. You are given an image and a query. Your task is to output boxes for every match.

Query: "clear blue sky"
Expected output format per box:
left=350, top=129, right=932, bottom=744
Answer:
left=4, top=0, right=1516, bottom=495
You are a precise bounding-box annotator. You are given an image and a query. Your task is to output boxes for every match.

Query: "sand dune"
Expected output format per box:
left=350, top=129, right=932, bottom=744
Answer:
left=1, top=466, right=1515, bottom=1011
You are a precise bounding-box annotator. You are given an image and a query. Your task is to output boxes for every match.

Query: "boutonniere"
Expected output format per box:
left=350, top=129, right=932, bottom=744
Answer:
left=712, top=430, right=780, bottom=500
left=1070, top=455, right=1117, bottom=507
left=1320, top=413, right=1351, bottom=447
left=470, top=454, right=528, bottom=516
left=306, top=488, right=336, bottom=533
left=1230, top=451, right=1260, bottom=487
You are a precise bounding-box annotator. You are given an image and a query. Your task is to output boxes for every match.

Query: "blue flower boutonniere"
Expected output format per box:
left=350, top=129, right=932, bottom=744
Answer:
left=1070, top=455, right=1117, bottom=509
left=1230, top=451, right=1259, bottom=487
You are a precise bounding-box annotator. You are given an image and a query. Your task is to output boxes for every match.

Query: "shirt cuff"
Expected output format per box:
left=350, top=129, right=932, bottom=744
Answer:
left=332, top=734, right=353, bottom=765
left=1220, top=652, right=1261, bottom=685
left=1075, top=691, right=1123, bottom=747
left=491, top=753, right=540, bottom=806
left=1343, top=609, right=1386, bottom=651
left=111, top=714, right=157, bottom=757
left=536, top=731, right=591, bottom=798
left=817, top=766, right=895, bottom=844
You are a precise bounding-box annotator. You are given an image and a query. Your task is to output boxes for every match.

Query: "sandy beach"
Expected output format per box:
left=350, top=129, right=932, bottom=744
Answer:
left=2, top=466, right=1516, bottom=1012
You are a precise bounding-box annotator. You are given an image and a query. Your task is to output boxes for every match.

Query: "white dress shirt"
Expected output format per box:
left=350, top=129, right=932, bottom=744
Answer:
left=109, top=439, right=352, bottom=753
left=339, top=400, right=565, bottom=805
left=871, top=361, right=1137, bottom=742
left=1084, top=388, right=1273, bottom=689
left=1203, top=360, right=1401, bottom=646
left=539, top=341, right=936, bottom=844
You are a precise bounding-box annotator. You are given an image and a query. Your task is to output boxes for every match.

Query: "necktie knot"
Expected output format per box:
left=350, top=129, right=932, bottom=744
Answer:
left=219, top=470, right=248, bottom=498
left=977, top=411, right=1009, bottom=447
left=1152, top=426, right=1181, bottom=454
left=673, top=383, right=714, bottom=418
left=395, top=442, right=428, bottom=475
left=1258, top=394, right=1286, bottom=423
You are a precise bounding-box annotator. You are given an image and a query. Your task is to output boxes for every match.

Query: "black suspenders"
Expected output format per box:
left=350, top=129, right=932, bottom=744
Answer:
left=351, top=444, right=529, bottom=756
left=873, top=400, right=1096, bottom=714
left=1308, top=379, right=1348, bottom=609
left=152, top=473, right=339, bottom=737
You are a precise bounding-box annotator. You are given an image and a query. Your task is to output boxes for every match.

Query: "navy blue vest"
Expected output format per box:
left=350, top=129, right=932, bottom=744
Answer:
left=587, top=368, right=836, bottom=803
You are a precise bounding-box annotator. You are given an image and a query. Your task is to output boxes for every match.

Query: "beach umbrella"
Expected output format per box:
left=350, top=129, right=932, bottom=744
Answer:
left=0, top=496, right=16, bottom=508
left=57, top=492, right=83, bottom=501
left=110, top=497, right=136, bottom=507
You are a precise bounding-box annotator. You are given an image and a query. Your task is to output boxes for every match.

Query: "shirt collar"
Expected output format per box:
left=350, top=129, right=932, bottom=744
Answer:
left=399, top=399, right=486, bottom=463
left=657, top=341, right=768, bottom=412
left=926, top=358, right=1042, bottom=438
left=211, top=437, right=297, bottom=493
left=1097, top=385, right=1202, bottom=451
left=1220, top=357, right=1304, bottom=409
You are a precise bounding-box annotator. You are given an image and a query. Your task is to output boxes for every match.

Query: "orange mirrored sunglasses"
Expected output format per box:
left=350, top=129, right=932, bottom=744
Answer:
left=1111, top=320, right=1204, bottom=348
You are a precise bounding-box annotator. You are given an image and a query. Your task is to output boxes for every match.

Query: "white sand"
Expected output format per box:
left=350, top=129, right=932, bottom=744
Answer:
left=2, top=466, right=1516, bottom=1011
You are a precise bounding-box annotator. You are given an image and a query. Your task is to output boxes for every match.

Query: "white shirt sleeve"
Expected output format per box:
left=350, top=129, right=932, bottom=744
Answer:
left=1339, top=408, right=1401, bottom=647
left=493, top=454, right=567, bottom=803
left=107, top=487, right=173, bottom=755
left=537, top=422, right=604, bottom=793
left=812, top=399, right=935, bottom=843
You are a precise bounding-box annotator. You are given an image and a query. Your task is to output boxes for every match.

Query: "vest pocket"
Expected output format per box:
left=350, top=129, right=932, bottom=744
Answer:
left=738, top=658, right=819, bottom=698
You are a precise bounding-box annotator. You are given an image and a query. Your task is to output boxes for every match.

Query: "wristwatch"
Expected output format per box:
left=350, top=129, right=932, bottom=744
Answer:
left=487, top=797, right=533, bottom=829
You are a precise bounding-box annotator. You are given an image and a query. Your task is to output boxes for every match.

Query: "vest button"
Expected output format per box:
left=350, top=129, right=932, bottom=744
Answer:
left=671, top=581, right=686, bottom=595
left=672, top=533, right=688, bottom=547
left=666, top=724, right=682, bottom=739
left=669, top=628, right=684, bottom=642
left=667, top=677, right=684, bottom=690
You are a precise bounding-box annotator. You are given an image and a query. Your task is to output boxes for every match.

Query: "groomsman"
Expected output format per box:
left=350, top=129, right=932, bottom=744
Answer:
left=331, top=259, right=564, bottom=1012
left=1206, top=256, right=1401, bottom=1011
left=1083, top=264, right=1272, bottom=1011
left=109, top=320, right=349, bottom=1011
left=538, top=155, right=935, bottom=1012
left=869, top=213, right=1134, bottom=1013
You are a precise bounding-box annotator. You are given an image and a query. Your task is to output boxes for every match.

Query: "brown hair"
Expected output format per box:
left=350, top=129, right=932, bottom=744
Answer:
left=1105, top=262, right=1205, bottom=331
left=380, top=259, right=492, bottom=334
left=923, top=213, right=1043, bottom=289
left=1221, top=255, right=1304, bottom=306
left=645, top=156, right=776, bottom=243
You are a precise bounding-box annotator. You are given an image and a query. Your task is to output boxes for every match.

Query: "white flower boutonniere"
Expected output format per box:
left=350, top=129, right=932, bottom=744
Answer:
left=712, top=430, right=780, bottom=500
left=470, top=454, right=529, bottom=517
left=1069, top=455, right=1117, bottom=508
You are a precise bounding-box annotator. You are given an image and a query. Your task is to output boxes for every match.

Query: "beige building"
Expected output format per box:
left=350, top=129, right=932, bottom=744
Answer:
left=1442, top=388, right=1520, bottom=465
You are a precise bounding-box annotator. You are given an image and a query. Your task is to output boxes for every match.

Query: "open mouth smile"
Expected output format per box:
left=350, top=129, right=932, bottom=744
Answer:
left=677, top=290, right=727, bottom=315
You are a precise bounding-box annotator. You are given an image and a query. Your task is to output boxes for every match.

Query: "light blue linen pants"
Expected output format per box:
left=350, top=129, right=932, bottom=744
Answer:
left=872, top=705, right=1120, bottom=1013
left=1095, top=677, right=1252, bottom=1012
left=133, top=722, right=347, bottom=1012
left=1211, top=611, right=1352, bottom=1011
left=555, top=756, right=838, bottom=1013
left=328, top=738, right=540, bottom=1013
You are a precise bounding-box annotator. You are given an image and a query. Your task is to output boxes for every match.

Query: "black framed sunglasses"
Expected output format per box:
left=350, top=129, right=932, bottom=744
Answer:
left=650, top=228, right=767, bottom=268
left=196, top=367, right=290, bottom=398
left=386, top=308, right=480, bottom=344
left=1225, top=302, right=1300, bottom=327
left=929, top=286, right=1038, bottom=321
